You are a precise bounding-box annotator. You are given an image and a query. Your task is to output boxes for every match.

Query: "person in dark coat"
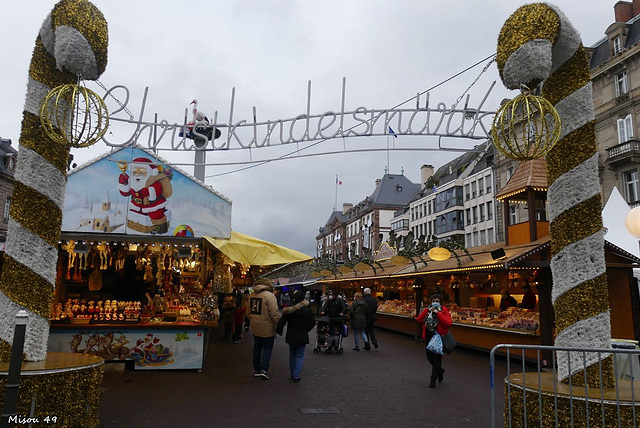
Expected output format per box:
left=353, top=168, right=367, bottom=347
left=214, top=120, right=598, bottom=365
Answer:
left=500, top=290, right=518, bottom=311
left=321, top=289, right=345, bottom=318
left=518, top=283, right=537, bottom=310
left=349, top=291, right=369, bottom=351
left=276, top=290, right=316, bottom=382
left=363, top=287, right=378, bottom=350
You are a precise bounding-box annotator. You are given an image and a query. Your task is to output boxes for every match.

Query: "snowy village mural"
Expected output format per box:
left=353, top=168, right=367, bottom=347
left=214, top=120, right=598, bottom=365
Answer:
left=62, top=147, right=232, bottom=238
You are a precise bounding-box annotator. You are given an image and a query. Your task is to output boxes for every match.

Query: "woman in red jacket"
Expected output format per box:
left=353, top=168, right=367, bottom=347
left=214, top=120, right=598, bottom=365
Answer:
left=416, top=294, right=452, bottom=388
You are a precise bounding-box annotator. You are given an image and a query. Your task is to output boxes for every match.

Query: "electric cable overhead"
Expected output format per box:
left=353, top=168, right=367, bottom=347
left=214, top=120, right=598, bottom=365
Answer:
left=205, top=53, right=497, bottom=179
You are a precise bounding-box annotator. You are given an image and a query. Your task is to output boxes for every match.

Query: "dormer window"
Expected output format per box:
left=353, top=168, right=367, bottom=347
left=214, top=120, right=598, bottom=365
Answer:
left=614, top=36, right=622, bottom=55
left=3, top=154, right=15, bottom=172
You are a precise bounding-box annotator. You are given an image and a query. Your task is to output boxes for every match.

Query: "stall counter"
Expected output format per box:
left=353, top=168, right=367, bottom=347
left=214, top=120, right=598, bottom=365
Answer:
left=48, top=323, right=207, bottom=370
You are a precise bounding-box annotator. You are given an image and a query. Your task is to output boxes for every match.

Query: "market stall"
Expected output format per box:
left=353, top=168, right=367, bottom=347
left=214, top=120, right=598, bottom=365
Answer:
left=48, top=146, right=232, bottom=370
left=318, top=237, right=640, bottom=361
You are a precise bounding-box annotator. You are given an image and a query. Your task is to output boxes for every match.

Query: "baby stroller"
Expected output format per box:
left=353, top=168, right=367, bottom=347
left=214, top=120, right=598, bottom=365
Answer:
left=313, top=316, right=346, bottom=355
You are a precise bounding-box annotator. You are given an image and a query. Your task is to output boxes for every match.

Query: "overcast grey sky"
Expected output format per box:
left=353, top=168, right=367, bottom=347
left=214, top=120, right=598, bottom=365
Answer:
left=0, top=1, right=614, bottom=256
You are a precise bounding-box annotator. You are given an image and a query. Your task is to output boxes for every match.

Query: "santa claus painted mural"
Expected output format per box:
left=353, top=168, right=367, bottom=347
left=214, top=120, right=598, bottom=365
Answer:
left=118, top=157, right=173, bottom=234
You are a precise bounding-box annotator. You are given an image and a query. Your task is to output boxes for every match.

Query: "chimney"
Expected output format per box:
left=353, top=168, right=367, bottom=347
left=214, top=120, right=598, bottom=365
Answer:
left=634, top=0, right=640, bottom=16
left=342, top=203, right=353, bottom=214
left=615, top=1, right=634, bottom=22
left=420, top=164, right=434, bottom=188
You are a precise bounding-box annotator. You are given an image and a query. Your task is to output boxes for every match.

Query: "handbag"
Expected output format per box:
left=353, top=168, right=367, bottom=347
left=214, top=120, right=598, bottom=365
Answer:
left=441, top=331, right=457, bottom=353
left=426, top=333, right=443, bottom=355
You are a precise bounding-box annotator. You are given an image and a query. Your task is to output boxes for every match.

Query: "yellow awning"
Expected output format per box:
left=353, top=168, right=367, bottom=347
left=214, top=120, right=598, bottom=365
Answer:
left=204, top=231, right=312, bottom=266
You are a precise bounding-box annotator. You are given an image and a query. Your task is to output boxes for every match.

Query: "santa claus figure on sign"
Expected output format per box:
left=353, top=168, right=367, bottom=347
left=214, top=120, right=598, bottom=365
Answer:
left=118, top=157, right=172, bottom=234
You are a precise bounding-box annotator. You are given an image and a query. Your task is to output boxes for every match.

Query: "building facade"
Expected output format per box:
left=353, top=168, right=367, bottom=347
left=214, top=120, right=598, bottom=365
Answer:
left=316, top=174, right=420, bottom=261
left=403, top=142, right=497, bottom=248
left=590, top=0, right=640, bottom=207
left=0, top=137, right=17, bottom=246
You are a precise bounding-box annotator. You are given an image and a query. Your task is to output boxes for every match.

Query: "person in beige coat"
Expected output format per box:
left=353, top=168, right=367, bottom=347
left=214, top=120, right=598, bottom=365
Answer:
left=248, top=278, right=281, bottom=379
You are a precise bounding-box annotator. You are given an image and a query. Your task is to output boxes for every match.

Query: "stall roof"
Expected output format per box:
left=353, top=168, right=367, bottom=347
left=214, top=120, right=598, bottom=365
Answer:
left=204, top=231, right=312, bottom=266
left=318, top=236, right=640, bottom=283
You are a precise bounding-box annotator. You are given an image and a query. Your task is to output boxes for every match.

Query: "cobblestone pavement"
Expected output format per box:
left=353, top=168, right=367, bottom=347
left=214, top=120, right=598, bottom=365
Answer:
left=100, top=326, right=507, bottom=427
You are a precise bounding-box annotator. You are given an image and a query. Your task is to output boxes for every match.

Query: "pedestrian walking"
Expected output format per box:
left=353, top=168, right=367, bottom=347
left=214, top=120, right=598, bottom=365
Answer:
left=221, top=294, right=236, bottom=342
left=249, top=278, right=281, bottom=380
left=416, top=293, right=452, bottom=388
left=242, top=290, right=251, bottom=333
left=349, top=291, right=369, bottom=351
left=363, top=287, right=378, bottom=350
left=276, top=290, right=316, bottom=382
left=231, top=301, right=246, bottom=343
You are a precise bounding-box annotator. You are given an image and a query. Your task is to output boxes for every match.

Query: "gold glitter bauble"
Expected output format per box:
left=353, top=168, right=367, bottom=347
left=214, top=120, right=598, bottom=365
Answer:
left=491, top=92, right=561, bottom=161
left=39, top=83, right=109, bottom=148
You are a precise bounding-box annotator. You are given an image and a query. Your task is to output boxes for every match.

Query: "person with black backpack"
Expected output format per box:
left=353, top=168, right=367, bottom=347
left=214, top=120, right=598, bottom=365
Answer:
left=416, top=293, right=452, bottom=388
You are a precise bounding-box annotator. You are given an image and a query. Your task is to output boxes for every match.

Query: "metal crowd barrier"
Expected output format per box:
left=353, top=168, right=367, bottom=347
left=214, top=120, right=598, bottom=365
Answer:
left=489, top=343, right=640, bottom=428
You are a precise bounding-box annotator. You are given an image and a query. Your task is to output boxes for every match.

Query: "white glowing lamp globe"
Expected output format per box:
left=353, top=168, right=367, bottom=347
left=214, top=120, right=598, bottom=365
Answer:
left=624, top=206, right=640, bottom=238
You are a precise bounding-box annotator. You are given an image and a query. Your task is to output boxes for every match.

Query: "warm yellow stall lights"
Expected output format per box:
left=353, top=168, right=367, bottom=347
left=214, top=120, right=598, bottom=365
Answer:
left=428, top=247, right=451, bottom=261
left=390, top=255, right=411, bottom=266
left=337, top=265, right=352, bottom=274
left=625, top=206, right=640, bottom=238
left=354, top=262, right=370, bottom=272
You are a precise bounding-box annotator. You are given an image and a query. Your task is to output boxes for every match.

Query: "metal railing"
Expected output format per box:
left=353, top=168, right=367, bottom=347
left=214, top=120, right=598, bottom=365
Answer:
left=606, top=139, right=640, bottom=160
left=489, top=343, right=640, bottom=428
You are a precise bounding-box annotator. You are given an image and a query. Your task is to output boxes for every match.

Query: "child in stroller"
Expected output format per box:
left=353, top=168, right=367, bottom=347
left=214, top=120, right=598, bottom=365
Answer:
left=313, top=315, right=345, bottom=355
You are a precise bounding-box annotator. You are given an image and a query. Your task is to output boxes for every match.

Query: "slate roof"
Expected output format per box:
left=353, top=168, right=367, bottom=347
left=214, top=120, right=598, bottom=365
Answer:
left=590, top=14, right=640, bottom=69
left=368, top=174, right=420, bottom=208
left=408, top=141, right=493, bottom=203
left=494, top=157, right=548, bottom=201
left=0, top=137, right=17, bottom=178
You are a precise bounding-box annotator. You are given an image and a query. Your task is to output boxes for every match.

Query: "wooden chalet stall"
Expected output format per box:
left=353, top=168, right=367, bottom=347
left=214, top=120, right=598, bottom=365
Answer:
left=49, top=146, right=232, bottom=370
left=319, top=158, right=640, bottom=361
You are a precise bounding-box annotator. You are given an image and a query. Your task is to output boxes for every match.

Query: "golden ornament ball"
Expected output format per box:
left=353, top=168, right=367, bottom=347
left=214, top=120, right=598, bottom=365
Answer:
left=39, top=83, right=109, bottom=148
left=491, top=92, right=561, bottom=161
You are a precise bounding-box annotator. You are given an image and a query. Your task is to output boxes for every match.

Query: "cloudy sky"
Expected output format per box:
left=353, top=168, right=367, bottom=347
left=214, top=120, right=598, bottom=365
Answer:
left=0, top=0, right=615, bottom=256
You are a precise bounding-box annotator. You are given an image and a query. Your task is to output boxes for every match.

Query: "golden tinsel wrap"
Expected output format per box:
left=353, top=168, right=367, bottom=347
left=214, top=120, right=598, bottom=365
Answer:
left=497, top=1, right=615, bottom=395
left=566, top=356, right=615, bottom=388
left=0, top=255, right=54, bottom=319
left=20, top=112, right=71, bottom=173
left=0, top=340, right=12, bottom=363
left=503, top=369, right=634, bottom=428
left=10, top=182, right=63, bottom=246
left=542, top=46, right=592, bottom=106
left=0, top=364, right=103, bottom=427
left=554, top=274, right=609, bottom=332
left=29, top=39, right=74, bottom=87
left=546, top=122, right=597, bottom=184
left=496, top=4, right=560, bottom=81
left=549, top=195, right=603, bottom=256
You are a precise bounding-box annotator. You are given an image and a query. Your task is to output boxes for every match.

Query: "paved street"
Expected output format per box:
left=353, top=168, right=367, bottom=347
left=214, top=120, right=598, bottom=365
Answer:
left=100, top=325, right=507, bottom=427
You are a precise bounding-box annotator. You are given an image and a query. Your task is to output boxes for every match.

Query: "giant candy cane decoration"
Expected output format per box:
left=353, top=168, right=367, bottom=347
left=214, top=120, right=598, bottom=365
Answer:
left=497, top=3, right=614, bottom=386
left=0, top=0, right=108, bottom=362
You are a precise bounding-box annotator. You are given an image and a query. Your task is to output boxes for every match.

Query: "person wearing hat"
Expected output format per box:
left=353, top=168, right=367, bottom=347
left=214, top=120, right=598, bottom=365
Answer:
left=518, top=282, right=537, bottom=310
left=249, top=278, right=281, bottom=380
left=363, top=288, right=379, bottom=350
left=118, top=157, right=172, bottom=234
left=276, top=290, right=316, bottom=382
